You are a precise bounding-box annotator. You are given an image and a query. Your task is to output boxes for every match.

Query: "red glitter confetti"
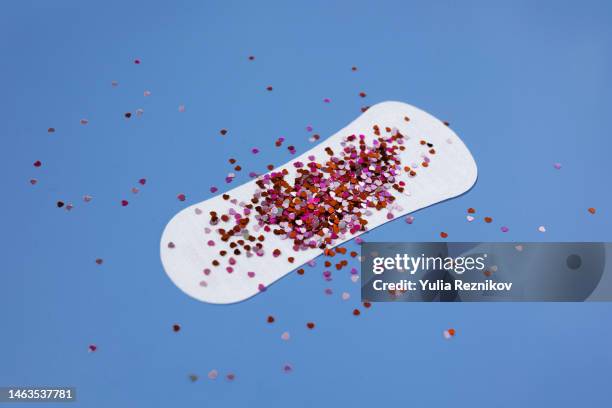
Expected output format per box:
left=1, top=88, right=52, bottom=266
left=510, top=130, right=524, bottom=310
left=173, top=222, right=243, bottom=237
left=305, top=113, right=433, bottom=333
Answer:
left=121, top=200, right=129, bottom=207
left=267, top=315, right=275, bottom=323
left=588, top=207, right=596, bottom=214
left=306, top=322, right=315, bottom=329
left=440, top=232, right=448, bottom=238
left=88, top=344, right=97, bottom=352
left=220, top=129, right=228, bottom=136
left=139, top=178, right=147, bottom=185
left=47, top=127, right=55, bottom=133
left=134, top=58, right=141, bottom=64
left=95, top=258, right=103, bottom=265
left=352, top=309, right=361, bottom=316
left=484, top=217, right=493, bottom=223
left=467, top=208, right=476, bottom=214
left=177, top=193, right=186, bottom=202
left=33, top=160, right=42, bottom=167
left=172, top=324, right=181, bottom=332
left=266, top=86, right=273, bottom=91
left=56, top=201, right=64, bottom=208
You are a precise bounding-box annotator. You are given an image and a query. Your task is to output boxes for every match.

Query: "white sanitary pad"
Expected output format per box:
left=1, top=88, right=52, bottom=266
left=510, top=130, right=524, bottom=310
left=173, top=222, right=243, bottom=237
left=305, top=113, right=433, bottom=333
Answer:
left=160, top=101, right=478, bottom=304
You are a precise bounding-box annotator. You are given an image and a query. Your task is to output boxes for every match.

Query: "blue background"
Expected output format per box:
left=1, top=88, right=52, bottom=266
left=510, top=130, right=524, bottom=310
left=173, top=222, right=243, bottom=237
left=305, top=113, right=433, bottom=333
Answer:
left=1, top=1, right=611, bottom=407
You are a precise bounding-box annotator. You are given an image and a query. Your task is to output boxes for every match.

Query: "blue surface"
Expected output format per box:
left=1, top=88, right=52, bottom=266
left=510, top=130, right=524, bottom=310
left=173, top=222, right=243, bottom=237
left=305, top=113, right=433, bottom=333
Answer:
left=2, top=1, right=612, bottom=407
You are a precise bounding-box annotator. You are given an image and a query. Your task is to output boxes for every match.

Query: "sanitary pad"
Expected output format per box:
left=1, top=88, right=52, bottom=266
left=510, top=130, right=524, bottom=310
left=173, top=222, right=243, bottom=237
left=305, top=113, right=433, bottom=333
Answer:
left=160, top=101, right=478, bottom=304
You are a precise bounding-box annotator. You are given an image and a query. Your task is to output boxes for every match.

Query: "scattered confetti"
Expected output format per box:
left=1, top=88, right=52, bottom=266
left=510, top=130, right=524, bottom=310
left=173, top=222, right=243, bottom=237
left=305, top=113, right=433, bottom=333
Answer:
left=500, top=226, right=509, bottom=233
left=405, top=216, right=414, bottom=224
left=282, top=364, right=293, bottom=374
left=484, top=217, right=493, bottom=223
left=56, top=201, right=64, bottom=208
left=281, top=331, right=290, bottom=341
left=80, top=119, right=89, bottom=125
left=440, top=232, right=448, bottom=239
left=267, top=315, right=275, bottom=323
left=47, top=127, right=55, bottom=133
left=553, top=163, right=562, bottom=170
left=208, top=369, right=218, bottom=380
left=121, top=200, right=129, bottom=207
left=266, top=86, right=273, bottom=91
left=352, top=309, right=361, bottom=316
left=134, top=58, right=141, bottom=65
left=306, top=322, right=315, bottom=329
left=466, top=215, right=474, bottom=222
left=95, top=258, right=103, bottom=265
left=588, top=207, right=596, bottom=214
left=443, top=328, right=456, bottom=339
left=88, top=344, right=97, bottom=352
left=177, top=193, right=186, bottom=202
left=144, top=90, right=152, bottom=97
left=189, top=374, right=199, bottom=382
left=178, top=104, right=186, bottom=113
left=341, top=292, right=350, bottom=300
left=248, top=55, right=255, bottom=61
left=83, top=195, right=93, bottom=203
left=172, top=324, right=181, bottom=332
left=220, top=129, right=228, bottom=136
left=33, top=160, right=42, bottom=167
left=538, top=226, right=546, bottom=233
left=29, top=178, right=38, bottom=185
left=226, top=373, right=235, bottom=381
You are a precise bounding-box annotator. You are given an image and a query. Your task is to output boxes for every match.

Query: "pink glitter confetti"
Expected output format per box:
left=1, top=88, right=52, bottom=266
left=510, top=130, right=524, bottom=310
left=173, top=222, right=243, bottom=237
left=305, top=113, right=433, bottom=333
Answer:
left=88, top=344, right=97, bottom=352
left=553, top=163, right=562, bottom=170
left=138, top=178, right=147, bottom=185
left=281, top=332, right=290, bottom=341
left=323, top=98, right=331, bottom=103
left=405, top=216, right=414, bottom=224
left=144, top=90, right=151, bottom=97
left=210, top=186, right=218, bottom=193
left=177, top=193, right=186, bottom=202
left=134, top=58, right=141, bottom=64
left=83, top=195, right=93, bottom=203
left=251, top=148, right=260, bottom=154
left=178, top=105, right=186, bottom=112
left=208, top=369, right=218, bottom=380
left=501, top=226, right=509, bottom=232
